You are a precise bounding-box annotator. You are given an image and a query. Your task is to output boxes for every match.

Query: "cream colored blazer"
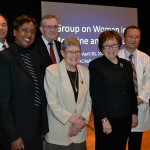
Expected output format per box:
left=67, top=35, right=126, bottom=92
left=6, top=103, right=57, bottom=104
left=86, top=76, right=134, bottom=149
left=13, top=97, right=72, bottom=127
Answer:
left=44, top=59, right=92, bottom=145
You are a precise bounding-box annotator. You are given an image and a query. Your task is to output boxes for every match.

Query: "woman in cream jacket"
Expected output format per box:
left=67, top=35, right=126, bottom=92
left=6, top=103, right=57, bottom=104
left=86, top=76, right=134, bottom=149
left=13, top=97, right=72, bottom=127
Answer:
left=44, top=37, right=91, bottom=150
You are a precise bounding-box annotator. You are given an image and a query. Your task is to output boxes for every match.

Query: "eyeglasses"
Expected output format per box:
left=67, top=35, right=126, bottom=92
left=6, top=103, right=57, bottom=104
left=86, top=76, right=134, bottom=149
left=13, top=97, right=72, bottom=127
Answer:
left=42, top=25, right=59, bottom=30
left=22, top=28, right=36, bottom=35
left=103, top=44, right=119, bottom=50
left=65, top=50, right=81, bottom=56
left=126, top=35, right=140, bottom=40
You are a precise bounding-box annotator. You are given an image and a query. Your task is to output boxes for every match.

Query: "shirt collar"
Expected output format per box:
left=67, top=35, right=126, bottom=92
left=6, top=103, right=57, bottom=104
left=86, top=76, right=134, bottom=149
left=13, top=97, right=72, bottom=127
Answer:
left=124, top=48, right=137, bottom=61
left=41, top=35, right=54, bottom=46
left=0, top=40, right=9, bottom=50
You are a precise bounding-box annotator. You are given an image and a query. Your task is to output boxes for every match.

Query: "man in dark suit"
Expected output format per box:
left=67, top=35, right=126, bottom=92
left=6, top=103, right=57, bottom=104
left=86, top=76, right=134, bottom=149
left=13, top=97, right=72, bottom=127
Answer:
left=0, top=13, right=12, bottom=51
left=32, top=14, right=63, bottom=74
left=0, top=15, right=48, bottom=150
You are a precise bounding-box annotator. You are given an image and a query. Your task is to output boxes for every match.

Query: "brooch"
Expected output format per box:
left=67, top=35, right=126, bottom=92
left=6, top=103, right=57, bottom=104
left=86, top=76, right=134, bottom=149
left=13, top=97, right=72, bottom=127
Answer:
left=120, top=63, right=123, bottom=67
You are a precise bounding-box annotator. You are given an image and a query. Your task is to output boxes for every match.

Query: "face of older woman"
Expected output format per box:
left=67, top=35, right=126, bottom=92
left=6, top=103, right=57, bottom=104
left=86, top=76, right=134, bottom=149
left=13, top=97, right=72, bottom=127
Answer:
left=61, top=45, right=81, bottom=70
left=102, top=38, right=119, bottom=62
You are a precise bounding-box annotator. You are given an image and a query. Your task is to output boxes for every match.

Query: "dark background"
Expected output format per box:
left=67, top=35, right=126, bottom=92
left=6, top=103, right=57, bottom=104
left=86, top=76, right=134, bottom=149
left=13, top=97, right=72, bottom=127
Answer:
left=1, top=0, right=148, bottom=51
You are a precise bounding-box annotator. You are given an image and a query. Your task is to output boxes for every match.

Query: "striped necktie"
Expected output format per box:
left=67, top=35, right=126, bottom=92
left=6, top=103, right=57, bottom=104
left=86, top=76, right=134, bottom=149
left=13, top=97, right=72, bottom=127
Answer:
left=20, top=53, right=41, bottom=107
left=129, top=54, right=138, bottom=95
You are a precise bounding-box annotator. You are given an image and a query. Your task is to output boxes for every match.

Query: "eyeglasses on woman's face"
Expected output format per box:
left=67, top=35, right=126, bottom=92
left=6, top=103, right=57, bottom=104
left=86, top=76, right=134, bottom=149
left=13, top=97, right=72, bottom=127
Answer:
left=102, top=44, right=119, bottom=50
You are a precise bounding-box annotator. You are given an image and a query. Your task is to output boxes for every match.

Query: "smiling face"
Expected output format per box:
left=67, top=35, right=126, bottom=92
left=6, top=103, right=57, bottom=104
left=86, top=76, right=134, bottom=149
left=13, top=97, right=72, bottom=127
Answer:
left=124, top=28, right=141, bottom=53
left=98, top=30, right=122, bottom=63
left=102, top=38, right=119, bottom=62
left=14, top=22, right=36, bottom=48
left=0, top=15, right=8, bottom=43
left=40, top=17, right=59, bottom=42
left=61, top=45, right=81, bottom=71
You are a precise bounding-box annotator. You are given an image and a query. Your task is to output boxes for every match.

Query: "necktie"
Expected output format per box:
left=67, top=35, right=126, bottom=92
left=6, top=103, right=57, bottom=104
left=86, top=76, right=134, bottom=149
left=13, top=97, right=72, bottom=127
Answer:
left=129, top=54, right=138, bottom=95
left=49, top=42, right=56, bottom=64
left=2, top=44, right=6, bottom=49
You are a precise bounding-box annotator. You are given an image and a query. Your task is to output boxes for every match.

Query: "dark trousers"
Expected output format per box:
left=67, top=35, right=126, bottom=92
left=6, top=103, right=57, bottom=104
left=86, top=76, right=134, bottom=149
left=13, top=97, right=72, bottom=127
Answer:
left=128, top=132, right=143, bottom=150
left=43, top=140, right=86, bottom=150
left=94, top=116, right=132, bottom=150
left=0, top=143, right=10, bottom=150
left=0, top=136, right=43, bottom=150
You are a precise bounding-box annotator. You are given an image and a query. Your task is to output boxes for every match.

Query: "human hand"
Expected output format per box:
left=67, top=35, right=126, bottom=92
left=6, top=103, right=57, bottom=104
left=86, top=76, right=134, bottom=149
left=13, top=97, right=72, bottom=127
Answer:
left=102, top=118, right=112, bottom=134
left=69, top=124, right=80, bottom=137
left=131, top=114, right=138, bottom=128
left=69, top=116, right=86, bottom=129
left=137, top=97, right=144, bottom=105
left=11, top=137, right=24, bottom=150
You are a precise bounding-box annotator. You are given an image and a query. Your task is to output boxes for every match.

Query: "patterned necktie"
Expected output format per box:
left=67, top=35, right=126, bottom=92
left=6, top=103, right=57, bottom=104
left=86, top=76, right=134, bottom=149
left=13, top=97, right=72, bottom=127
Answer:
left=49, top=42, right=56, bottom=64
left=129, top=54, right=138, bottom=95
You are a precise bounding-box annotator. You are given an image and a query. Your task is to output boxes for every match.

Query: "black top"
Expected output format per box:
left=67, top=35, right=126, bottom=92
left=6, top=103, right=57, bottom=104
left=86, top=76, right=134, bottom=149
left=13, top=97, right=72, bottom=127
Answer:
left=67, top=70, right=79, bottom=102
left=0, top=43, right=48, bottom=144
left=89, top=55, right=138, bottom=120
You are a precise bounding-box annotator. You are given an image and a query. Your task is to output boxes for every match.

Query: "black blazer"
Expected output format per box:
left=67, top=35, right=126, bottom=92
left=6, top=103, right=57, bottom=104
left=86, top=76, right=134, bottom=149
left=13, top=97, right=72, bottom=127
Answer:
left=89, top=55, right=138, bottom=120
left=32, top=37, right=63, bottom=74
left=0, top=44, right=48, bottom=144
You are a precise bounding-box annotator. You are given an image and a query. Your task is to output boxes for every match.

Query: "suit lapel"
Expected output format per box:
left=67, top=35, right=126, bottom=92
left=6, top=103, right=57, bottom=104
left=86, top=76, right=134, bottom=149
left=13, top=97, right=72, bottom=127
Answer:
left=55, top=40, right=63, bottom=61
left=57, top=60, right=86, bottom=106
left=39, top=37, right=52, bottom=64
left=58, top=60, right=76, bottom=104
left=76, top=66, right=85, bottom=103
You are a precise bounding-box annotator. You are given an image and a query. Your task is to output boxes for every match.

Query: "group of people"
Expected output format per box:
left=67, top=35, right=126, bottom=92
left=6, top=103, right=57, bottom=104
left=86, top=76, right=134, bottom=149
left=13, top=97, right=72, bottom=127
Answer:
left=0, top=13, right=91, bottom=150
left=0, top=12, right=149, bottom=150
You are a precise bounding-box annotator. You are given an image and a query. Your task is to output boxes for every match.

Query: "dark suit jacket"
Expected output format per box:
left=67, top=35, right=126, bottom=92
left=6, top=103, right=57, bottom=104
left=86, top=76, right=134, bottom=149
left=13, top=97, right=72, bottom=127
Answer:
left=88, top=55, right=138, bottom=120
left=32, top=37, right=63, bottom=74
left=0, top=44, right=48, bottom=145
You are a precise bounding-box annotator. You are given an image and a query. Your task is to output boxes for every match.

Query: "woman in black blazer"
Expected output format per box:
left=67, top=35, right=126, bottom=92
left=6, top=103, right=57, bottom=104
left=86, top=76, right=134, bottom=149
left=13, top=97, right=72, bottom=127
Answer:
left=0, top=15, right=48, bottom=150
left=88, top=30, right=138, bottom=150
